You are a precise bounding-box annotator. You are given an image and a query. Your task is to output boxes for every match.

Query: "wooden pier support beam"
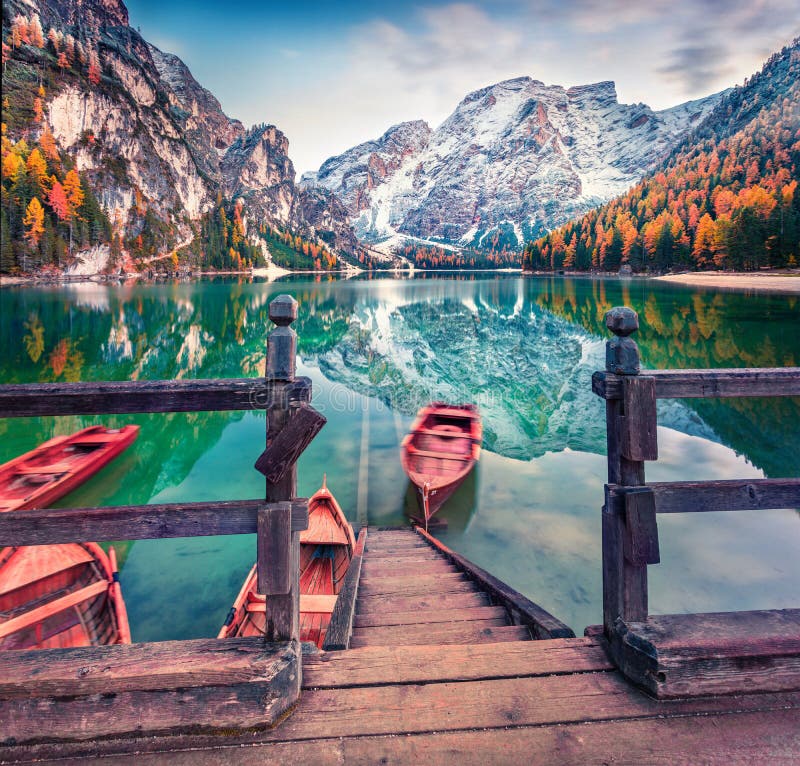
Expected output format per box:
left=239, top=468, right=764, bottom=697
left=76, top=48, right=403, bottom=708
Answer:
left=601, top=307, right=657, bottom=634
left=259, top=295, right=304, bottom=643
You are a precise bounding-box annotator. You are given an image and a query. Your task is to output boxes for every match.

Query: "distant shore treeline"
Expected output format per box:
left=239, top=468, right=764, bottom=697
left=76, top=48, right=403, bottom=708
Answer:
left=523, top=42, right=800, bottom=274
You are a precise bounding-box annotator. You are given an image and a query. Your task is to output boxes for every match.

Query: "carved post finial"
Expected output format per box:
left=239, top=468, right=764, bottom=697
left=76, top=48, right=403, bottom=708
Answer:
left=267, top=295, right=298, bottom=381
left=605, top=306, right=640, bottom=375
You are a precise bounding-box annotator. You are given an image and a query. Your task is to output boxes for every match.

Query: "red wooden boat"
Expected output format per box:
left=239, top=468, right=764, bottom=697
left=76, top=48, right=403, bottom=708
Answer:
left=401, top=402, right=482, bottom=527
left=0, top=425, right=137, bottom=650
left=0, top=541, right=131, bottom=650
left=219, top=476, right=356, bottom=648
left=0, top=425, right=140, bottom=513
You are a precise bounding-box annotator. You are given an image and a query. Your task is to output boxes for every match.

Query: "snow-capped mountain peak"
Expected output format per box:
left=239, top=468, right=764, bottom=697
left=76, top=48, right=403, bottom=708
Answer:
left=309, top=77, right=725, bottom=249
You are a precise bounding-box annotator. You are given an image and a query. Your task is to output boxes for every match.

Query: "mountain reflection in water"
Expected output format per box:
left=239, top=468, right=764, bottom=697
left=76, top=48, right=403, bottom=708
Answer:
left=0, top=275, right=797, bottom=638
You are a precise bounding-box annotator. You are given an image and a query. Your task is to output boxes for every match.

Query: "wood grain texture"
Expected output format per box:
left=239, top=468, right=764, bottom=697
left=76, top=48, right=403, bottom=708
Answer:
left=0, top=641, right=301, bottom=744
left=611, top=609, right=800, bottom=698
left=0, top=637, right=294, bottom=699
left=593, top=367, right=800, bottom=400
left=621, top=376, right=658, bottom=461
left=304, top=637, right=612, bottom=688
left=254, top=402, right=326, bottom=482
left=10, top=708, right=800, bottom=765
left=623, top=488, right=660, bottom=566
left=263, top=380, right=302, bottom=643
left=0, top=377, right=312, bottom=418
left=357, top=573, right=469, bottom=597
left=607, top=478, right=800, bottom=514
left=356, top=592, right=489, bottom=614
left=0, top=499, right=309, bottom=546
left=81, top=709, right=800, bottom=766
left=360, top=560, right=456, bottom=577
left=257, top=504, right=292, bottom=596
left=352, top=605, right=508, bottom=629
left=260, top=674, right=800, bottom=742
left=414, top=526, right=574, bottom=639
left=349, top=623, right=530, bottom=647
left=322, top=528, right=367, bottom=651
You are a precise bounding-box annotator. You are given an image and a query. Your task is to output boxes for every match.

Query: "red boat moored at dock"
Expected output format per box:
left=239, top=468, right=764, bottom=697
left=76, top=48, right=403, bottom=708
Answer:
left=401, top=402, right=481, bottom=527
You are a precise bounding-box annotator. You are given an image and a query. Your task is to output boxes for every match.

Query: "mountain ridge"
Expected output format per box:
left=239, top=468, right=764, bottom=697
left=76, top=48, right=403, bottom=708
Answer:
left=1, top=0, right=365, bottom=274
left=305, top=75, right=725, bottom=253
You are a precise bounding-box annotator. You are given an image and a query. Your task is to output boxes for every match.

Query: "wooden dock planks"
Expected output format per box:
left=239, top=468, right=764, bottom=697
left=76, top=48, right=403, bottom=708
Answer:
left=349, top=527, right=532, bottom=649
left=4, top=528, right=798, bottom=764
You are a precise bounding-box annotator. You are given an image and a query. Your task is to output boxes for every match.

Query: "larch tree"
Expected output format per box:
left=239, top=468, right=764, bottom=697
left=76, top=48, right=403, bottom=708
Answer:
left=29, top=14, right=45, bottom=48
left=25, top=148, right=48, bottom=184
left=39, top=127, right=59, bottom=162
left=23, top=197, right=45, bottom=246
left=48, top=180, right=70, bottom=223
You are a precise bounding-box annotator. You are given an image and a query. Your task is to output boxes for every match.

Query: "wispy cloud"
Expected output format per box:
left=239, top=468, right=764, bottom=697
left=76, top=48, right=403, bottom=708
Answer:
left=175, top=0, right=799, bottom=173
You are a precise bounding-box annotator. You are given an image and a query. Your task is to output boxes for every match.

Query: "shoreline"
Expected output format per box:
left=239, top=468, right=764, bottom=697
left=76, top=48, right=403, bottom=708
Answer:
left=3, top=268, right=799, bottom=293
left=652, top=272, right=800, bottom=293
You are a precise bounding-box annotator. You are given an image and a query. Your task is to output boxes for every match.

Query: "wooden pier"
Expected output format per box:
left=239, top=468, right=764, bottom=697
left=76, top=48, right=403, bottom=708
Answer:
left=1, top=298, right=799, bottom=764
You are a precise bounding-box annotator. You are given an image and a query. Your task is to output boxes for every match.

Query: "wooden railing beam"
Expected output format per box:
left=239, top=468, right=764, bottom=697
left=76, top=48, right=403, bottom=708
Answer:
left=0, top=377, right=312, bottom=417
left=593, top=367, right=800, bottom=400
left=0, top=499, right=309, bottom=547
left=602, top=307, right=650, bottom=634
left=606, top=478, right=800, bottom=515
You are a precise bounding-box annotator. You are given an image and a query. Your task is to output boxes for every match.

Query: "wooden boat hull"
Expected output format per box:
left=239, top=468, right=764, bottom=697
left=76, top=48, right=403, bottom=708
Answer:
left=0, top=542, right=131, bottom=650
left=401, top=403, right=482, bottom=524
left=0, top=425, right=140, bottom=513
left=219, top=478, right=355, bottom=648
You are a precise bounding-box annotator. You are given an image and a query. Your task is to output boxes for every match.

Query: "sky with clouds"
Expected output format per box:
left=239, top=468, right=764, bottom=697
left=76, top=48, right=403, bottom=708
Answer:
left=125, top=0, right=800, bottom=175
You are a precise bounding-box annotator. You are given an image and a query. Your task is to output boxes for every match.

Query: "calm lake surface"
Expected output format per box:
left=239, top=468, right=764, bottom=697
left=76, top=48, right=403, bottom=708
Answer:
left=1, top=275, right=798, bottom=639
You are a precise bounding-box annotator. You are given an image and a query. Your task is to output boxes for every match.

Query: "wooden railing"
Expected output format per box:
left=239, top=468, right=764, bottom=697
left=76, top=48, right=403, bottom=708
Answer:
left=593, top=306, right=800, bottom=631
left=592, top=306, right=800, bottom=698
left=0, top=294, right=326, bottom=743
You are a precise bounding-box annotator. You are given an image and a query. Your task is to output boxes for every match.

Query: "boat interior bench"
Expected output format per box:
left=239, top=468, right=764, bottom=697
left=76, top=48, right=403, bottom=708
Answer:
left=605, top=608, right=800, bottom=698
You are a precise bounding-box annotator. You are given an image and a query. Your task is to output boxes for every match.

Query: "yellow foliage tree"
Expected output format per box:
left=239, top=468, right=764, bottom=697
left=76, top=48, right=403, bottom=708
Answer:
left=63, top=169, right=84, bottom=215
left=25, top=147, right=47, bottom=182
left=23, top=197, right=45, bottom=245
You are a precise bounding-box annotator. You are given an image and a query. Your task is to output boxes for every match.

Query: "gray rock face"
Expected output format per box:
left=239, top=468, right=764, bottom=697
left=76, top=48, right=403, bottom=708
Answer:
left=13, top=0, right=360, bottom=260
left=309, top=77, right=725, bottom=248
left=148, top=44, right=244, bottom=182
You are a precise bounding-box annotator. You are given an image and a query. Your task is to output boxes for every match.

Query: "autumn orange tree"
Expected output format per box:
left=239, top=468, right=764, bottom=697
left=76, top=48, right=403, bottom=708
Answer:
left=523, top=40, right=800, bottom=273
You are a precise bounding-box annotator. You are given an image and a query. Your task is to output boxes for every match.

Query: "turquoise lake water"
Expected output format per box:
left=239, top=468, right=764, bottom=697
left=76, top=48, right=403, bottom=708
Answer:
left=0, top=274, right=798, bottom=639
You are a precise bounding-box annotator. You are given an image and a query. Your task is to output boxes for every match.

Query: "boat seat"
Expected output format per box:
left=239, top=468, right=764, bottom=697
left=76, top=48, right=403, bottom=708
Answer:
left=426, top=408, right=477, bottom=418
left=245, top=594, right=338, bottom=614
left=414, top=428, right=473, bottom=438
left=407, top=447, right=469, bottom=460
left=0, top=580, right=108, bottom=640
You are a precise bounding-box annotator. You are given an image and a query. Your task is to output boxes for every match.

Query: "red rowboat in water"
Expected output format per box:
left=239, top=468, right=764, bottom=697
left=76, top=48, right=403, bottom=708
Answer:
left=0, top=425, right=140, bottom=512
left=401, top=402, right=481, bottom=528
left=0, top=426, right=138, bottom=650
left=0, top=542, right=131, bottom=650
left=219, top=476, right=355, bottom=648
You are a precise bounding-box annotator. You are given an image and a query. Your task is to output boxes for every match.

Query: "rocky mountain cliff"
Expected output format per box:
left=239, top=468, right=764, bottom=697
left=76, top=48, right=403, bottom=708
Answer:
left=305, top=78, right=724, bottom=250
left=1, top=0, right=362, bottom=271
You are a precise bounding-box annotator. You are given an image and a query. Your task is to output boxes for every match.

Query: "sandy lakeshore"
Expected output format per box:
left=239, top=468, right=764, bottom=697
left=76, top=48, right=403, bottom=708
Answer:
left=653, top=272, right=800, bottom=293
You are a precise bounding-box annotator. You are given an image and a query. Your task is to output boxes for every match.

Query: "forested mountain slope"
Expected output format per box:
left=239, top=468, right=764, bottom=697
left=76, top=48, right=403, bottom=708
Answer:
left=522, top=40, right=800, bottom=272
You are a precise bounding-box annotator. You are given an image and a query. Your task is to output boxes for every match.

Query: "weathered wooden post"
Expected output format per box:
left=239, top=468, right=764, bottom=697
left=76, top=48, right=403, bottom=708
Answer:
left=260, top=294, right=300, bottom=642
left=602, top=307, right=659, bottom=635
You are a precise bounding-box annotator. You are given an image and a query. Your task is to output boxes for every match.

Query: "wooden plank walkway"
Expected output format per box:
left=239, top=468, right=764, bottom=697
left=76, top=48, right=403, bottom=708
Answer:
left=3, top=528, right=798, bottom=764
left=351, top=528, right=531, bottom=647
